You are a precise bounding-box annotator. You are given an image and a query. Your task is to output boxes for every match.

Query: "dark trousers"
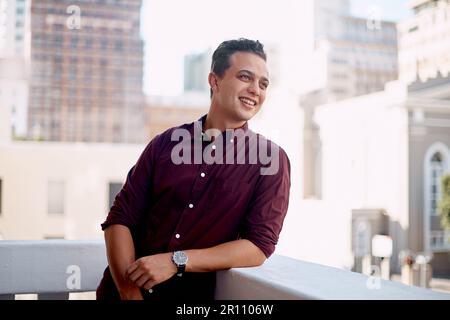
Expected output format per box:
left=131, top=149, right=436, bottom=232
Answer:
left=96, top=267, right=216, bottom=301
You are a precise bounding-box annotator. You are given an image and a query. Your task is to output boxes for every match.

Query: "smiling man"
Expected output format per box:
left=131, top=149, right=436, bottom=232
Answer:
left=96, top=38, right=291, bottom=300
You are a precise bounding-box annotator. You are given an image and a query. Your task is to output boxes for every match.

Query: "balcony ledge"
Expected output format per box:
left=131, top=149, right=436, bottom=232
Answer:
left=0, top=240, right=449, bottom=300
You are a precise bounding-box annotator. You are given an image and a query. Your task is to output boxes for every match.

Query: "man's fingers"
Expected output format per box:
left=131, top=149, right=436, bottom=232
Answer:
left=128, top=267, right=144, bottom=283
left=135, top=273, right=150, bottom=288
left=125, top=262, right=139, bottom=277
left=143, top=279, right=158, bottom=291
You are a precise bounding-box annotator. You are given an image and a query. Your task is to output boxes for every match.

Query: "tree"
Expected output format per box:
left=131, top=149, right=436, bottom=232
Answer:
left=438, top=175, right=450, bottom=230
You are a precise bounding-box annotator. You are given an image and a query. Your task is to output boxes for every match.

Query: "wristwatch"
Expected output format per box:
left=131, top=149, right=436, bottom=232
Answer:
left=172, top=251, right=188, bottom=277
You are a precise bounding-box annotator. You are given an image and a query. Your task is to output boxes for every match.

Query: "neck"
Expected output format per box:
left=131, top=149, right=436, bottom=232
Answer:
left=204, top=106, right=246, bottom=132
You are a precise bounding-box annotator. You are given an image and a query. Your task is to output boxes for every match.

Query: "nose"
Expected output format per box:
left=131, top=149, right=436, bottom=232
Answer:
left=247, top=81, right=260, bottom=96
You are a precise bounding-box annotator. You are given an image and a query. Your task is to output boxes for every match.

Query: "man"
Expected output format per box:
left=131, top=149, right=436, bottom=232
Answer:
left=96, top=38, right=291, bottom=300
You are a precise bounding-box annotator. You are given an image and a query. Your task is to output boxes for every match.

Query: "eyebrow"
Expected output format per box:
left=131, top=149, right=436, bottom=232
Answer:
left=239, top=69, right=270, bottom=84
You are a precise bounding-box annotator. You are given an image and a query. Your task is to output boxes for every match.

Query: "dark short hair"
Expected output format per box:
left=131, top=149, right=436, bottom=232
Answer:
left=210, top=38, right=266, bottom=97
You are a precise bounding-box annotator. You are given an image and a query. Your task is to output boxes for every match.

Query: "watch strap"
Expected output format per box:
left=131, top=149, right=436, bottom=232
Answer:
left=177, top=264, right=186, bottom=277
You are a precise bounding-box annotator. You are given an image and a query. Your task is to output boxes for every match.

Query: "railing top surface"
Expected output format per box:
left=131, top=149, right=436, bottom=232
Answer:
left=219, top=254, right=450, bottom=300
left=1, top=240, right=449, bottom=300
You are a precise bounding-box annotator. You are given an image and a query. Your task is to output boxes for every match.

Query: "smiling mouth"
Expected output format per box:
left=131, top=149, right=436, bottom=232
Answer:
left=239, top=97, right=257, bottom=108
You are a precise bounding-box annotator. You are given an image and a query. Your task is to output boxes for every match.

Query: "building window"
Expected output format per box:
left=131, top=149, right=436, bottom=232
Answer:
left=424, top=142, right=450, bottom=251
left=353, top=218, right=371, bottom=258
left=70, top=37, right=79, bottom=49
left=108, top=182, right=122, bottom=210
left=430, top=152, right=444, bottom=216
left=44, top=235, right=65, bottom=240
left=48, top=180, right=65, bottom=215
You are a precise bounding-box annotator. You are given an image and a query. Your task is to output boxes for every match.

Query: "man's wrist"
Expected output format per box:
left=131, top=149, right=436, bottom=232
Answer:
left=168, top=252, right=178, bottom=275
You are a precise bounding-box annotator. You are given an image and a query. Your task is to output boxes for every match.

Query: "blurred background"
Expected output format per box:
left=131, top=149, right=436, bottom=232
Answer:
left=0, top=0, right=449, bottom=293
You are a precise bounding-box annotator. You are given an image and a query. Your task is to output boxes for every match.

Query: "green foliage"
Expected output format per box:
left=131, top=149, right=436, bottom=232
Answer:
left=438, top=175, right=450, bottom=230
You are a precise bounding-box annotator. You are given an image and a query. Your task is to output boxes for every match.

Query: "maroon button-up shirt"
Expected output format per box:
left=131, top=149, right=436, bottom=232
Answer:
left=97, top=115, right=291, bottom=300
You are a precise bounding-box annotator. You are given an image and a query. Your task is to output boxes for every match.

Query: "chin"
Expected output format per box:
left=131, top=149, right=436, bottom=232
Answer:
left=238, top=106, right=257, bottom=117
left=244, top=107, right=259, bottom=118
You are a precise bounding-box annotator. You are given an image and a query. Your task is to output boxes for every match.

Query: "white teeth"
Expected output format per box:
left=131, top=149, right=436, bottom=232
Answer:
left=240, top=97, right=256, bottom=106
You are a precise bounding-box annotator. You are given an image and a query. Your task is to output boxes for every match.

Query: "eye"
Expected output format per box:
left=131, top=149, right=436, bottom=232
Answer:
left=260, top=82, right=269, bottom=90
left=239, top=74, right=251, bottom=81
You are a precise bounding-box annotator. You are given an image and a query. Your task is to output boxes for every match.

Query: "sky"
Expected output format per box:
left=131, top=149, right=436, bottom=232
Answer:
left=141, top=0, right=314, bottom=96
left=141, top=0, right=413, bottom=96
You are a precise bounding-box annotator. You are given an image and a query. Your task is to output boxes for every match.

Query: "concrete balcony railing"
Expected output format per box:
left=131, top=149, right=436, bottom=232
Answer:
left=0, top=240, right=449, bottom=300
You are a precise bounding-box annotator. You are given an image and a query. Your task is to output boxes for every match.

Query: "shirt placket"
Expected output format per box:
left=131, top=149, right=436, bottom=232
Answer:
left=167, top=131, right=214, bottom=250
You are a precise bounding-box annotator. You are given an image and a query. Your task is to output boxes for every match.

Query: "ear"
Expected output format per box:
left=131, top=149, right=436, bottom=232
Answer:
left=208, top=72, right=219, bottom=93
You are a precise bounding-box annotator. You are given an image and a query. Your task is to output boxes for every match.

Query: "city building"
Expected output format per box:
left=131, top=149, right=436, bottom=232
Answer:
left=398, top=0, right=450, bottom=84
left=302, top=1, right=399, bottom=199
left=27, top=0, right=146, bottom=143
left=0, top=0, right=30, bottom=58
left=0, top=57, right=28, bottom=139
left=309, top=0, right=398, bottom=104
left=0, top=0, right=31, bottom=138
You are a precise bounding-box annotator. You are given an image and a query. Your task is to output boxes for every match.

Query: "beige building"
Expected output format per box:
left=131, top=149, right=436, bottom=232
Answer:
left=0, top=141, right=145, bottom=240
left=314, top=78, right=450, bottom=276
left=0, top=109, right=145, bottom=240
left=145, top=94, right=209, bottom=140
left=398, top=0, right=450, bottom=84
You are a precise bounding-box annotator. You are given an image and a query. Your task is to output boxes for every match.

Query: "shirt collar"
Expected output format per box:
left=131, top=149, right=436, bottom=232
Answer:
left=190, top=114, right=250, bottom=141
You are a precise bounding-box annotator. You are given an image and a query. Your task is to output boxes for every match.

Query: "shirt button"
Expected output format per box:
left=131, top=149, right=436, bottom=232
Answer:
left=175, top=234, right=180, bottom=239
left=200, top=172, right=206, bottom=178
left=189, top=203, right=194, bottom=208
left=212, top=145, right=216, bottom=150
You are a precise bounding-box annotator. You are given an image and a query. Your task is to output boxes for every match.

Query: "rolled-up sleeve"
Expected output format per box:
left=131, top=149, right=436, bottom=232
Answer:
left=101, top=135, right=160, bottom=231
left=239, top=147, right=291, bottom=258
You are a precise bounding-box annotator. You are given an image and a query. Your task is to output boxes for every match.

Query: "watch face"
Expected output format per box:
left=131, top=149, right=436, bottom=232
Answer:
left=173, top=251, right=188, bottom=265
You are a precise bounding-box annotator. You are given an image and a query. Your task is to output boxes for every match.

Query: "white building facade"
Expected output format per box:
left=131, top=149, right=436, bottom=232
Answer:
left=314, top=79, right=450, bottom=275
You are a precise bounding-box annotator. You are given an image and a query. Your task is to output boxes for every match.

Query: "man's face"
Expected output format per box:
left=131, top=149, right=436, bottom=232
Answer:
left=211, top=51, right=269, bottom=123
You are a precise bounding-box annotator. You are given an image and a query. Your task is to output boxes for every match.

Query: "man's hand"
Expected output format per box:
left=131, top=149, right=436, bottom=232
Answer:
left=125, top=252, right=177, bottom=291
